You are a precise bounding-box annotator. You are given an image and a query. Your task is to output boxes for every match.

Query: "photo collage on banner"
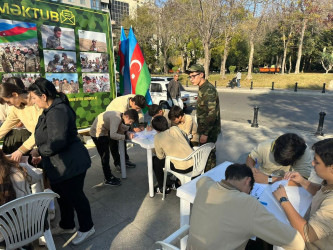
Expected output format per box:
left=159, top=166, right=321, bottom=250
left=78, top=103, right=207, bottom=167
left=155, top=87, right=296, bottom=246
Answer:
left=0, top=0, right=115, bottom=129
left=79, top=30, right=110, bottom=93
left=42, top=25, right=78, bottom=93
left=0, top=19, right=40, bottom=74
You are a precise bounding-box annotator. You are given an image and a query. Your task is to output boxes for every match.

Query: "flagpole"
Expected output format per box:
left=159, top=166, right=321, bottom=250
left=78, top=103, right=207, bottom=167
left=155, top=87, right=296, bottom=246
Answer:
left=108, top=0, right=118, bottom=97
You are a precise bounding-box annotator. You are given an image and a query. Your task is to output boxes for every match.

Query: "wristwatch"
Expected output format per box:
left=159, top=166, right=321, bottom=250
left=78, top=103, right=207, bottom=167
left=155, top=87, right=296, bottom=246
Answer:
left=268, top=175, right=273, bottom=184
left=279, top=197, right=289, bottom=204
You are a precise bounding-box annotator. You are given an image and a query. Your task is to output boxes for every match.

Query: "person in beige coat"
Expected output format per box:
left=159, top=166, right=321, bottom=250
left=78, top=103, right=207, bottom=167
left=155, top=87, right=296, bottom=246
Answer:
left=152, top=116, right=193, bottom=195
left=106, top=94, right=146, bottom=168
left=90, top=109, right=138, bottom=186
left=187, top=164, right=305, bottom=250
left=168, top=105, right=199, bottom=146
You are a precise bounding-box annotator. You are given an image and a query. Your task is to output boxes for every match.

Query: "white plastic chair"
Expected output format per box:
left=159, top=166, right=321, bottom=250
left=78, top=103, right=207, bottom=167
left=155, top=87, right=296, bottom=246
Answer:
left=162, top=143, right=215, bottom=200
left=0, top=190, right=59, bottom=250
left=156, top=224, right=190, bottom=250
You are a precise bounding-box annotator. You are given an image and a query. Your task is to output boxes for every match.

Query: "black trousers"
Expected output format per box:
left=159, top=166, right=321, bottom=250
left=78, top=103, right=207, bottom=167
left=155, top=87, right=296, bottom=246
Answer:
left=109, top=138, right=129, bottom=165
left=50, top=172, right=93, bottom=232
left=153, top=156, right=193, bottom=189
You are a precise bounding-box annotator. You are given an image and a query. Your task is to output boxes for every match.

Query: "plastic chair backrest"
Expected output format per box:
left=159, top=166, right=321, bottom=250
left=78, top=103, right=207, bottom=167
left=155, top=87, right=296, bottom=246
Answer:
left=191, top=143, right=215, bottom=177
left=0, top=191, right=59, bottom=250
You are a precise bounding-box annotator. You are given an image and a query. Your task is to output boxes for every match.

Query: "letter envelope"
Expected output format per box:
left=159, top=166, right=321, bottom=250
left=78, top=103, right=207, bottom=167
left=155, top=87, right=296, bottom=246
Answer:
left=60, top=10, right=75, bottom=25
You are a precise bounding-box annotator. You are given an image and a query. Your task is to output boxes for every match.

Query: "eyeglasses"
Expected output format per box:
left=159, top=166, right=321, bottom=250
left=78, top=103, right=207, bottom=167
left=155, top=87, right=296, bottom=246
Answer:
left=188, top=73, right=200, bottom=79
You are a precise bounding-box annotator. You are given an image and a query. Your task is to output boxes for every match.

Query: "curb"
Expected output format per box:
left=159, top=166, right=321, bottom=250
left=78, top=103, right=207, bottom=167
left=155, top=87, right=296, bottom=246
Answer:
left=184, top=86, right=332, bottom=96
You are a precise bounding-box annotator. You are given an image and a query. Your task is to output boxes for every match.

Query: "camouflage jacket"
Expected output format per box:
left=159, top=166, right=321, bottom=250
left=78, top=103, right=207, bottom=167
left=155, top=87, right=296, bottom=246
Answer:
left=61, top=58, right=75, bottom=72
left=46, top=35, right=61, bottom=49
left=196, top=80, right=221, bottom=136
left=47, top=60, right=60, bottom=72
left=2, top=52, right=13, bottom=72
left=61, top=83, right=72, bottom=93
left=25, top=54, right=37, bottom=69
left=13, top=54, right=25, bottom=72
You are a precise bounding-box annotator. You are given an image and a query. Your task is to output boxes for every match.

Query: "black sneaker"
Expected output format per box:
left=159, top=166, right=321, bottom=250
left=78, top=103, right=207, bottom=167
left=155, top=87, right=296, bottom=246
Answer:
left=154, top=187, right=171, bottom=195
left=104, top=176, right=121, bottom=186
left=126, top=160, right=136, bottom=168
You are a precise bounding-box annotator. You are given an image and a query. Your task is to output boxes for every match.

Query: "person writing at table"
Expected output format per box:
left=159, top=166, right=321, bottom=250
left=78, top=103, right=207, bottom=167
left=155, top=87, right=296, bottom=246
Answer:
left=152, top=116, right=193, bottom=195
left=0, top=77, right=42, bottom=162
left=186, top=163, right=305, bottom=250
left=246, top=133, right=312, bottom=184
left=90, top=109, right=138, bottom=186
left=273, top=138, right=333, bottom=249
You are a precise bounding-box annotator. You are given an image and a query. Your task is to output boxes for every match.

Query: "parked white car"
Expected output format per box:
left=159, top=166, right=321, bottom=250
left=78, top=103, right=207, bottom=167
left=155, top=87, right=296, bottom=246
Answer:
left=150, top=77, right=198, bottom=109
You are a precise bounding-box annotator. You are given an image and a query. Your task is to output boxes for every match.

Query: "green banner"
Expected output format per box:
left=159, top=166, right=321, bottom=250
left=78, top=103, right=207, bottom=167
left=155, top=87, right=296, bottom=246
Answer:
left=0, top=0, right=115, bottom=128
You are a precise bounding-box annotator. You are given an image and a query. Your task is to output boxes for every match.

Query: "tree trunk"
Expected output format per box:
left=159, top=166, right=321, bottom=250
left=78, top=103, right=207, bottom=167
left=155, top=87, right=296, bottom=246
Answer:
left=288, top=55, right=292, bottom=74
left=163, top=49, right=168, bottom=74
left=182, top=43, right=187, bottom=72
left=220, top=36, right=231, bottom=79
left=203, top=41, right=211, bottom=78
left=246, top=36, right=254, bottom=80
left=281, top=29, right=292, bottom=75
left=294, top=18, right=308, bottom=74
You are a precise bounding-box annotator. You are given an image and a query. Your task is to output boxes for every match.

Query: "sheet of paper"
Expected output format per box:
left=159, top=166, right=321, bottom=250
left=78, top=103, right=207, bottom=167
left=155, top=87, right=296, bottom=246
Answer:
left=259, top=181, right=313, bottom=224
left=133, top=130, right=156, bottom=141
left=250, top=183, right=266, bottom=199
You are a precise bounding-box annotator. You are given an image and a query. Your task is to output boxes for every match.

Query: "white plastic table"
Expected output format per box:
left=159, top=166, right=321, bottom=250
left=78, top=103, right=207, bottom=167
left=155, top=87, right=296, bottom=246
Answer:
left=132, top=130, right=157, bottom=197
left=176, top=161, right=313, bottom=249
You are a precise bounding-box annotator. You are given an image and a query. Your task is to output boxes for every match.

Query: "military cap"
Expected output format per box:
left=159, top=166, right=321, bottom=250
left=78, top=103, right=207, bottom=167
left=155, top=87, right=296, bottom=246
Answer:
left=54, top=54, right=60, bottom=59
left=84, top=76, right=91, bottom=81
left=186, top=64, right=205, bottom=73
left=62, top=53, right=67, bottom=57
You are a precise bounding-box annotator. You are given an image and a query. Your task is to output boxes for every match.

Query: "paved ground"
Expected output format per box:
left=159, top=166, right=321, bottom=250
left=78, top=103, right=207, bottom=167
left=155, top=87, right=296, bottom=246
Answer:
left=39, top=87, right=332, bottom=250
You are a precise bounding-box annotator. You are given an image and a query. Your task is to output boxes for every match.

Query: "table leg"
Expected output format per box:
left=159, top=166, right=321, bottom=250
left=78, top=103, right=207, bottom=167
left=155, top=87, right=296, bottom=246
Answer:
left=147, top=149, right=154, bottom=197
left=119, top=140, right=126, bottom=179
left=180, top=199, right=191, bottom=250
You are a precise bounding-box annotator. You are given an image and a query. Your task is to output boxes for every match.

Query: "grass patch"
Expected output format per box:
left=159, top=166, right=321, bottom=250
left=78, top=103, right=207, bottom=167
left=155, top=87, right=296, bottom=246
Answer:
left=154, top=73, right=333, bottom=90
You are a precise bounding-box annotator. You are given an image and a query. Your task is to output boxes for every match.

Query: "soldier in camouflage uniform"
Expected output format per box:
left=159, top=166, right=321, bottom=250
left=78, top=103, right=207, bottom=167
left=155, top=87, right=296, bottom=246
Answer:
left=61, top=53, right=75, bottom=72
left=47, top=54, right=61, bottom=72
left=2, top=47, right=14, bottom=73
left=46, top=26, right=64, bottom=50
left=61, top=78, right=73, bottom=94
left=13, top=49, right=25, bottom=72
left=25, top=48, right=37, bottom=72
left=187, top=64, right=221, bottom=172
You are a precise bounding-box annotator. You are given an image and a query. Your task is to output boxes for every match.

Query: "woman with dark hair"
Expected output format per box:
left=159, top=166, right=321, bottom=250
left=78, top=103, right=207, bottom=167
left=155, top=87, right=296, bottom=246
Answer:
left=0, top=77, right=42, bottom=162
left=0, top=148, right=40, bottom=205
left=28, top=78, right=94, bottom=245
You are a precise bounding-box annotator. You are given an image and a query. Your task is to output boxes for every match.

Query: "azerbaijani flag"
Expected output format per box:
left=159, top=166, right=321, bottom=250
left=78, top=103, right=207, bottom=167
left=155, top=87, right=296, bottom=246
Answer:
left=117, top=27, right=127, bottom=95
left=0, top=22, right=37, bottom=43
left=127, top=27, right=152, bottom=105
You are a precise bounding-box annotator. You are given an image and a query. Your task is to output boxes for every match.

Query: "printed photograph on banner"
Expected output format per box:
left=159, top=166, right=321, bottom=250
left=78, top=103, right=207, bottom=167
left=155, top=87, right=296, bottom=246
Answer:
left=45, top=73, right=79, bottom=94
left=1, top=73, right=41, bottom=88
left=82, top=73, right=110, bottom=93
left=0, top=19, right=40, bottom=73
left=78, top=30, right=107, bottom=52
left=41, top=25, right=75, bottom=50
left=44, top=50, right=77, bottom=73
left=80, top=52, right=108, bottom=73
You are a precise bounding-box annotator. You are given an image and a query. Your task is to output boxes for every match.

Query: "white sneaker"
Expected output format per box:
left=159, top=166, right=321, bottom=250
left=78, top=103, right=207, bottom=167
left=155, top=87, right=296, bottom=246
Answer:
left=48, top=209, right=56, bottom=221
left=38, top=236, right=46, bottom=246
left=72, top=227, right=95, bottom=245
left=52, top=225, right=76, bottom=236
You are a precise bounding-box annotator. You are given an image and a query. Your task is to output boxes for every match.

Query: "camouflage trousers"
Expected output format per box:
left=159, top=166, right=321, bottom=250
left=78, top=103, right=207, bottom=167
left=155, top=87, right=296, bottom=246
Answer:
left=205, top=148, right=216, bottom=172
left=199, top=127, right=221, bottom=172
